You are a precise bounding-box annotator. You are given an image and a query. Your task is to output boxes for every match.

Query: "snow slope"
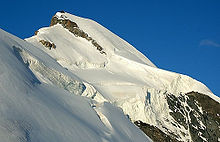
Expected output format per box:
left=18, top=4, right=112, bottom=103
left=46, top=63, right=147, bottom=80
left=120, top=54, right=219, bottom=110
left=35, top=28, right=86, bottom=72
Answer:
left=25, top=12, right=220, bottom=141
left=0, top=28, right=151, bottom=142
left=26, top=12, right=215, bottom=99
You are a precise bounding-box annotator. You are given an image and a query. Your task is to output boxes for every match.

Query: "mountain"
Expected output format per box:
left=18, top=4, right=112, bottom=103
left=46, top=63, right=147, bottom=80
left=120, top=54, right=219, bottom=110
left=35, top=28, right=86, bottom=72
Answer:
left=0, top=11, right=219, bottom=142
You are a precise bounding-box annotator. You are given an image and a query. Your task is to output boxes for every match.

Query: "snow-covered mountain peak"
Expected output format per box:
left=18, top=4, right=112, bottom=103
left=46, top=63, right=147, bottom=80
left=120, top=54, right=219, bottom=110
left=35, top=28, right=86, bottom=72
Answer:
left=26, top=11, right=219, bottom=102
left=51, top=11, right=156, bottom=67
left=0, top=28, right=152, bottom=142
left=2, top=11, right=219, bottom=142
left=26, top=12, right=215, bottom=100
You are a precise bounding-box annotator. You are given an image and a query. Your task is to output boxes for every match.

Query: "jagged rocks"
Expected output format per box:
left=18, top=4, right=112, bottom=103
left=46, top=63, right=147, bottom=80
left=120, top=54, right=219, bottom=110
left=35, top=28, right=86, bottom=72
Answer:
left=134, top=121, right=180, bottom=142
left=58, top=10, right=65, bottom=13
left=166, top=94, right=188, bottom=129
left=50, top=15, right=106, bottom=55
left=186, top=92, right=220, bottom=142
left=136, top=92, right=219, bottom=142
left=50, top=16, right=78, bottom=28
left=39, top=40, right=56, bottom=50
left=91, top=40, right=103, bottom=51
left=166, top=92, right=220, bottom=142
left=34, top=30, right=39, bottom=35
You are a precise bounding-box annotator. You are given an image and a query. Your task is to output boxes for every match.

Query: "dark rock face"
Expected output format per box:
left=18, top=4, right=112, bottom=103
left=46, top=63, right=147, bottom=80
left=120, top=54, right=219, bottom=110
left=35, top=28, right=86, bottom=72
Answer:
left=39, top=40, right=56, bottom=50
left=167, top=94, right=188, bottom=130
left=58, top=10, right=65, bottom=13
left=134, top=121, right=180, bottom=142
left=166, top=92, right=220, bottom=142
left=186, top=92, right=220, bottom=142
left=135, top=92, right=219, bottom=142
left=34, top=30, right=39, bottom=35
left=50, top=16, right=106, bottom=55
left=50, top=16, right=78, bottom=28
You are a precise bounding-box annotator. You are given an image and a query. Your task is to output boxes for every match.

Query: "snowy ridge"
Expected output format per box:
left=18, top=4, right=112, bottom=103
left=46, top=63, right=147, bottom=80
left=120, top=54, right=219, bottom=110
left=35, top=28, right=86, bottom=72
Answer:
left=25, top=12, right=220, bottom=141
left=0, top=28, right=151, bottom=142
left=54, top=12, right=156, bottom=67
left=1, top=11, right=219, bottom=142
left=26, top=12, right=215, bottom=99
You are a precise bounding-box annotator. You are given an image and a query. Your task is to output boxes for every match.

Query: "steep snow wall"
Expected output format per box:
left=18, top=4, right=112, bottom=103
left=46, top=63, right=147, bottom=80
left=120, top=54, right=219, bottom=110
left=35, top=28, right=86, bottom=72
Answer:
left=0, top=28, right=152, bottom=142
left=24, top=11, right=220, bottom=142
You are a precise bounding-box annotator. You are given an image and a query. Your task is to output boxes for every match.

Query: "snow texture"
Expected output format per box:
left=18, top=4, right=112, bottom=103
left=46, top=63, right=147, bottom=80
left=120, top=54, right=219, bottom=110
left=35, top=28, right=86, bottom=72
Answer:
left=0, top=29, right=151, bottom=142
left=25, top=12, right=220, bottom=141
left=0, top=11, right=219, bottom=142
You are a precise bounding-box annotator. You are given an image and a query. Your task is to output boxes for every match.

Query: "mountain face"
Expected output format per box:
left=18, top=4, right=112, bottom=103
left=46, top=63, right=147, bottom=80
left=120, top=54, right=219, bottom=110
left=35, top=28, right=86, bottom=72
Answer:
left=0, top=29, right=151, bottom=142
left=0, top=11, right=219, bottom=142
left=135, top=91, right=220, bottom=142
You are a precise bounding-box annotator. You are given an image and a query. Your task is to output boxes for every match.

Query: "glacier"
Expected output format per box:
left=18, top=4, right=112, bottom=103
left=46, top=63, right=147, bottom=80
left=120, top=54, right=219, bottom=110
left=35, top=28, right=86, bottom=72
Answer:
left=0, top=11, right=219, bottom=142
left=0, top=29, right=151, bottom=142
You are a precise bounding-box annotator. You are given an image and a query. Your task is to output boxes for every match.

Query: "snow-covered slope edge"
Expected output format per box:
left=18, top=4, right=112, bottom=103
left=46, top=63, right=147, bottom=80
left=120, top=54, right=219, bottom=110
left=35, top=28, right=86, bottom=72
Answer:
left=0, top=28, right=152, bottom=142
left=25, top=11, right=220, bottom=142
left=26, top=11, right=218, bottom=102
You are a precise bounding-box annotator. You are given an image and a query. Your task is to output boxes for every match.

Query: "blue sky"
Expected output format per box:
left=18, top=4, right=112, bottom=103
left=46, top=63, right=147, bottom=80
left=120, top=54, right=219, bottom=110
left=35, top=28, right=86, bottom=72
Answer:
left=1, top=0, right=220, bottom=97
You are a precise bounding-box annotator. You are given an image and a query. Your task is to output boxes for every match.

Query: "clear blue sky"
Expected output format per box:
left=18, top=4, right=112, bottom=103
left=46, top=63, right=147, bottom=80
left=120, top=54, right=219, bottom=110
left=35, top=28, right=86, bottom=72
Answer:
left=1, top=0, right=220, bottom=97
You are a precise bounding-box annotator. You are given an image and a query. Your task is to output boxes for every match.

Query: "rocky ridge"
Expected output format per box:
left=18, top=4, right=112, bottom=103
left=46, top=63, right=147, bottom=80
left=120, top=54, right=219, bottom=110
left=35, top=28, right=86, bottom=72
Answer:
left=25, top=11, right=220, bottom=142
left=135, top=91, right=220, bottom=142
left=39, top=40, right=56, bottom=50
left=50, top=14, right=106, bottom=55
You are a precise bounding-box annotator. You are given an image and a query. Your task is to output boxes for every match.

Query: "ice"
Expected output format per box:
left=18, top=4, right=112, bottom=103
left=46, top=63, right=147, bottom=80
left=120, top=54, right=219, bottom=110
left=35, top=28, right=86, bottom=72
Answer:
left=0, top=29, right=151, bottom=142
left=24, top=12, right=220, bottom=142
left=1, top=10, right=219, bottom=142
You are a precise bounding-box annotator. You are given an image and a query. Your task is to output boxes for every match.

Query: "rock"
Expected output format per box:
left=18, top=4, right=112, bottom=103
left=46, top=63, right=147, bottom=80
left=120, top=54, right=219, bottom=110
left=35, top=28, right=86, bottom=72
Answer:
left=136, top=92, right=220, bottom=142
left=166, top=92, right=220, bottom=142
left=34, top=30, right=39, bottom=35
left=167, top=94, right=188, bottom=129
left=186, top=92, right=220, bottom=142
left=58, top=10, right=65, bottom=13
left=39, top=40, right=56, bottom=50
left=49, top=15, right=106, bottom=55
left=134, top=121, right=180, bottom=142
left=50, top=16, right=78, bottom=28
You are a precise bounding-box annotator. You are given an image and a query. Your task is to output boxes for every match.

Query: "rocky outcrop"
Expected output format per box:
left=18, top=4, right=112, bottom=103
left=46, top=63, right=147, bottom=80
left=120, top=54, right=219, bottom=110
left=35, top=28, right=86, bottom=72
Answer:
left=166, top=94, right=188, bottom=130
left=186, top=92, right=220, bottom=142
left=166, top=92, right=220, bottom=142
left=50, top=15, right=106, bottom=55
left=134, top=92, right=219, bottom=142
left=134, top=121, right=180, bottom=142
left=34, top=30, right=39, bottom=35
left=39, top=40, right=56, bottom=50
left=50, top=16, right=78, bottom=28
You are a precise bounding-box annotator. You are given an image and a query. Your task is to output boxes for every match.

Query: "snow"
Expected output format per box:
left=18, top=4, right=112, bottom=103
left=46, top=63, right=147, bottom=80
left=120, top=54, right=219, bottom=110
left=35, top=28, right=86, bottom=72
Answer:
left=0, top=29, right=151, bottom=142
left=24, top=11, right=220, bottom=141
left=1, top=10, right=219, bottom=142
left=26, top=12, right=218, bottom=101
left=53, top=12, right=157, bottom=67
left=198, top=132, right=207, bottom=141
